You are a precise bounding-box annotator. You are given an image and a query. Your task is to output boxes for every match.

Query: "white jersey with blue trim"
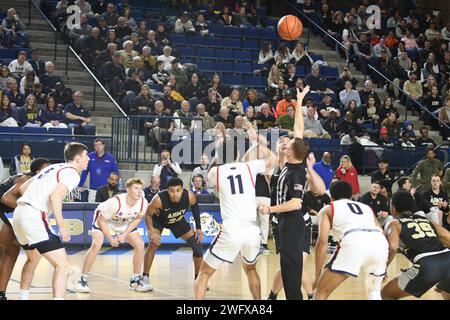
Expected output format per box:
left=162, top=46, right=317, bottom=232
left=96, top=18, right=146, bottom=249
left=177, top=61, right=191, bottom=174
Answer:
left=211, top=160, right=265, bottom=222
left=327, top=199, right=381, bottom=242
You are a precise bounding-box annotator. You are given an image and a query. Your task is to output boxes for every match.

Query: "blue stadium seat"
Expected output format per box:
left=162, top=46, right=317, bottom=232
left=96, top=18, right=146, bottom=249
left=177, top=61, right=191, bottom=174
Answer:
left=260, top=28, right=278, bottom=40
left=215, top=49, right=233, bottom=60
left=48, top=127, right=72, bottom=135
left=23, top=127, right=47, bottom=134
left=243, top=75, right=266, bottom=87
left=234, top=50, right=252, bottom=61
left=168, top=34, right=186, bottom=45
left=308, top=138, right=330, bottom=145
left=223, top=38, right=242, bottom=49
left=233, top=62, right=252, bottom=73
left=210, top=24, right=225, bottom=36
left=179, top=47, right=196, bottom=57
left=0, top=49, right=16, bottom=60
left=223, top=75, right=243, bottom=85
left=197, top=61, right=214, bottom=71
left=296, top=66, right=311, bottom=77
left=196, top=48, right=215, bottom=58
left=321, top=66, right=339, bottom=79
left=205, top=37, right=223, bottom=47
left=242, top=39, right=259, bottom=49
left=242, top=27, right=261, bottom=38
left=188, top=36, right=206, bottom=46
left=0, top=127, right=23, bottom=134
left=214, top=61, right=233, bottom=72
left=224, top=26, right=242, bottom=37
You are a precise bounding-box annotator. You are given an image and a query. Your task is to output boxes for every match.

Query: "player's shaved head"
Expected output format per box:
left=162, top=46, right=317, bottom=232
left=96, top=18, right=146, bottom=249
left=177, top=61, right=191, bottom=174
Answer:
left=330, top=181, right=352, bottom=200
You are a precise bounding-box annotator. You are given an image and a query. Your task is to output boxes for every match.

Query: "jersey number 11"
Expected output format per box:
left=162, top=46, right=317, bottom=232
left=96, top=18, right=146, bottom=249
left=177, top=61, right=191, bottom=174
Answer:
left=227, top=175, right=243, bottom=194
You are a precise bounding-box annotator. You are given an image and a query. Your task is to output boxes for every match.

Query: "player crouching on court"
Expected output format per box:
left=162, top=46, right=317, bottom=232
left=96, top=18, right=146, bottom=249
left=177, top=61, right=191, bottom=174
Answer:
left=76, top=178, right=152, bottom=293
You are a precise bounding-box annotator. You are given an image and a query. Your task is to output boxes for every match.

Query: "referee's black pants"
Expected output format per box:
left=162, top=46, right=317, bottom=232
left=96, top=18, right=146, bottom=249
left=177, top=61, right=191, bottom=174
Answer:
left=278, top=213, right=305, bottom=300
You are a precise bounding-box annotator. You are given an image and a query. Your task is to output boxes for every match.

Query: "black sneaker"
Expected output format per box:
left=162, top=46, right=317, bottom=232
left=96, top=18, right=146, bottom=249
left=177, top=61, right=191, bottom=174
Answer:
left=260, top=244, right=270, bottom=254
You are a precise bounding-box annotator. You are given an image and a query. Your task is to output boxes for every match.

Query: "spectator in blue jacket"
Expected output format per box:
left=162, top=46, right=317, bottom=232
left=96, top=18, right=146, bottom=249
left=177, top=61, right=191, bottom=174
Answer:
left=64, top=91, right=96, bottom=135
left=38, top=96, right=67, bottom=128
left=79, top=138, right=120, bottom=202
left=312, top=151, right=335, bottom=190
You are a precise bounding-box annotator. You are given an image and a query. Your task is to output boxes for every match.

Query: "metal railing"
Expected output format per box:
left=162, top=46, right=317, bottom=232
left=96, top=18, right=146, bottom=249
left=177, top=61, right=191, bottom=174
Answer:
left=283, top=0, right=450, bottom=130
left=26, top=0, right=128, bottom=118
left=111, top=115, right=448, bottom=171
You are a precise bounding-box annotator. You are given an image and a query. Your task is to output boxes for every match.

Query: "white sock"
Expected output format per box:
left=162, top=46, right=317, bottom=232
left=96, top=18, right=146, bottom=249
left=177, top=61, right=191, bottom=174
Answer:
left=132, top=273, right=140, bottom=279
left=20, top=289, right=29, bottom=300
left=81, top=274, right=88, bottom=280
left=53, top=297, right=64, bottom=300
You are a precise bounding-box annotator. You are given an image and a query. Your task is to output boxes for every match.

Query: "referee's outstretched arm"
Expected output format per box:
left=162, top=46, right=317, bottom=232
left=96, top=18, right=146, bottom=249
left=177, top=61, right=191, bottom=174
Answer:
left=294, top=85, right=311, bottom=139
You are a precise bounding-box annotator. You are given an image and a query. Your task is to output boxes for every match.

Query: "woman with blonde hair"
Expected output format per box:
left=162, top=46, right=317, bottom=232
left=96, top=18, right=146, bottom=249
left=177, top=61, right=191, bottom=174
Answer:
left=268, top=65, right=281, bottom=89
left=17, top=94, right=40, bottom=127
left=335, top=155, right=360, bottom=199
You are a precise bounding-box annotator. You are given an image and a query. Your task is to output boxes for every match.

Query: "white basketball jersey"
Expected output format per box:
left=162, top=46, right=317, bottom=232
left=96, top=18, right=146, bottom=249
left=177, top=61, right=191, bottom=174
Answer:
left=215, top=160, right=265, bottom=221
left=17, top=163, right=80, bottom=213
left=94, top=193, right=147, bottom=226
left=328, top=199, right=381, bottom=242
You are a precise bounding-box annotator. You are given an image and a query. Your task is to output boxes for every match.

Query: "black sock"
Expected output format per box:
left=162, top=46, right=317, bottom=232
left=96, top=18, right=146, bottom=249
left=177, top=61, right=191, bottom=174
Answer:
left=267, top=290, right=278, bottom=300
left=307, top=293, right=314, bottom=300
left=143, top=273, right=149, bottom=277
left=195, top=274, right=198, bottom=280
left=0, top=291, right=6, bottom=300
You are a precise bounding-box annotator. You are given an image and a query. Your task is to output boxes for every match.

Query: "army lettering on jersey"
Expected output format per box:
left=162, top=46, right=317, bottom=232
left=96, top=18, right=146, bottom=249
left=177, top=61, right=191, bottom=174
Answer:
left=398, top=214, right=446, bottom=262
left=156, top=189, right=190, bottom=225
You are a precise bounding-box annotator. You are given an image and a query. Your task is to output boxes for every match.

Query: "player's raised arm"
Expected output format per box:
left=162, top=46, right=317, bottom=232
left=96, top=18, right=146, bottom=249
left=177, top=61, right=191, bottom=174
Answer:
left=244, top=127, right=277, bottom=176
left=189, top=191, right=203, bottom=242
left=314, top=205, right=332, bottom=286
left=49, top=183, right=71, bottom=242
left=294, top=85, right=311, bottom=139
left=145, top=195, right=163, bottom=246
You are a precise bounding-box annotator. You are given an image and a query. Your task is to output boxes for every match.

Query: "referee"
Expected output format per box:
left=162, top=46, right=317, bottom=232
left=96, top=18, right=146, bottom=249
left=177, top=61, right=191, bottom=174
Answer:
left=260, top=86, right=325, bottom=300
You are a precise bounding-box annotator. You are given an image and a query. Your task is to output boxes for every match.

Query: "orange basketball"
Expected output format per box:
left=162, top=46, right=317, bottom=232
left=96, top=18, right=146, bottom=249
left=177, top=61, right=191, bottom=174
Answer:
left=277, top=15, right=303, bottom=41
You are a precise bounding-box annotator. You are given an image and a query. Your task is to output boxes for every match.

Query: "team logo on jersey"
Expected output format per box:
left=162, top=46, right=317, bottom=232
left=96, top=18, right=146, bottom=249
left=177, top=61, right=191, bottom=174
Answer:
left=189, top=212, right=221, bottom=237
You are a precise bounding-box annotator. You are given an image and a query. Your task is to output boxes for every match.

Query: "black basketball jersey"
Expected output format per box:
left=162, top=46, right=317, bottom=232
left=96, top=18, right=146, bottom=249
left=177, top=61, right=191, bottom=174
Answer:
left=275, top=162, right=307, bottom=220
left=270, top=166, right=282, bottom=207
left=155, top=189, right=190, bottom=225
left=0, top=173, right=33, bottom=213
left=255, top=174, right=270, bottom=198
left=398, top=213, right=446, bottom=262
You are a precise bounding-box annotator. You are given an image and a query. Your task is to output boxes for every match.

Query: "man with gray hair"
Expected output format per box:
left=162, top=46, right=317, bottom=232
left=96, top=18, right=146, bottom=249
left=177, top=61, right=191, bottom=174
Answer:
left=114, top=16, right=132, bottom=39
left=358, top=79, right=381, bottom=106
left=157, top=46, right=176, bottom=71
left=173, top=100, right=195, bottom=132
left=39, top=61, right=63, bottom=93
left=64, top=91, right=96, bottom=135
left=194, top=103, right=215, bottom=131
left=304, top=63, right=334, bottom=94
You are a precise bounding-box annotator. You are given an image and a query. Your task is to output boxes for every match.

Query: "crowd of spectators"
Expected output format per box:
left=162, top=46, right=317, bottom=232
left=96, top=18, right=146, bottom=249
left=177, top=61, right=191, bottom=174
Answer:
left=0, top=8, right=96, bottom=134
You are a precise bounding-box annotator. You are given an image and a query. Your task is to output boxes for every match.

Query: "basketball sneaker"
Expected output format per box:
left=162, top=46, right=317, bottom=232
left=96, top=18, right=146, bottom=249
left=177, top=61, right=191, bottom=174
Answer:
left=130, top=275, right=153, bottom=292
left=260, top=244, right=270, bottom=254
left=76, top=276, right=90, bottom=293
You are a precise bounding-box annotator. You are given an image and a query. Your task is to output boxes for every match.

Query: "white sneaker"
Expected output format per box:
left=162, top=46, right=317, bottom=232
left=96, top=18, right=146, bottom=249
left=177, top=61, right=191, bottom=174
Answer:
left=76, top=276, right=90, bottom=293
left=130, top=275, right=153, bottom=292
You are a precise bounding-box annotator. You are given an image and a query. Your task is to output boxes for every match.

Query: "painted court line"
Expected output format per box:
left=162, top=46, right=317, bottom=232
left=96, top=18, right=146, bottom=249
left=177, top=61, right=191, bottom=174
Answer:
left=90, top=272, right=190, bottom=300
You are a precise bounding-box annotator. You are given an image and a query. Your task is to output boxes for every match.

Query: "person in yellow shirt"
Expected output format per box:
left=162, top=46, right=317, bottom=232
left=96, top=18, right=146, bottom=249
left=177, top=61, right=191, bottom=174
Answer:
left=119, top=40, right=138, bottom=69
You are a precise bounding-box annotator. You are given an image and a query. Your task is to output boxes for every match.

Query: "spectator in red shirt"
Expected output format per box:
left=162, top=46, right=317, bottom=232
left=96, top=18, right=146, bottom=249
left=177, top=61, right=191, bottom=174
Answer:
left=335, top=154, right=360, bottom=199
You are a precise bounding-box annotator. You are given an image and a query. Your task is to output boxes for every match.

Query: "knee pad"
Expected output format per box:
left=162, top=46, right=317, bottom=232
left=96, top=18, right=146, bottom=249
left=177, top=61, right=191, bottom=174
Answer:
left=186, top=235, right=203, bottom=257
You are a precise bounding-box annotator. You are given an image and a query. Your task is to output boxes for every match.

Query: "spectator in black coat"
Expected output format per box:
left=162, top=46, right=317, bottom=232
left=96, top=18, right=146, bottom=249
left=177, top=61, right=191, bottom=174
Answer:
left=114, top=16, right=132, bottom=40
left=181, top=73, right=205, bottom=101
left=95, top=172, right=120, bottom=202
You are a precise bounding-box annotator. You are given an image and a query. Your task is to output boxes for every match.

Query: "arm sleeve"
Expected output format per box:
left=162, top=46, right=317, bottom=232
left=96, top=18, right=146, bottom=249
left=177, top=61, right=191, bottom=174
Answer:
left=153, top=164, right=162, bottom=176
left=170, top=162, right=182, bottom=175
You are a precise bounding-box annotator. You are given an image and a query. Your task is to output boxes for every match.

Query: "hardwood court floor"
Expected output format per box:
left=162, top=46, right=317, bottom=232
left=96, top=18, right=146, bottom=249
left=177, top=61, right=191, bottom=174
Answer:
left=4, top=242, right=444, bottom=300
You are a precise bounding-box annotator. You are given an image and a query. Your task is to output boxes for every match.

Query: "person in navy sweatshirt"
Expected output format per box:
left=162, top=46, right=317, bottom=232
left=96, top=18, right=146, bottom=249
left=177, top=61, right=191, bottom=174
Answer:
left=79, top=138, right=120, bottom=202
left=37, top=96, right=68, bottom=128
